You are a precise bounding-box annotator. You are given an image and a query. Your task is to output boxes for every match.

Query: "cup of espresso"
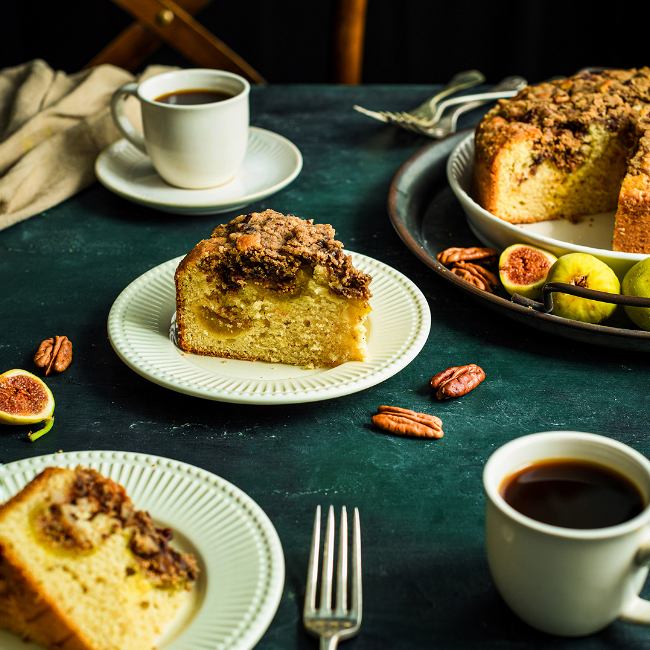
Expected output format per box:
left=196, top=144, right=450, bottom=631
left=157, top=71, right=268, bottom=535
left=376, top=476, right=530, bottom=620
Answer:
left=483, top=431, right=650, bottom=636
left=111, top=69, right=250, bottom=189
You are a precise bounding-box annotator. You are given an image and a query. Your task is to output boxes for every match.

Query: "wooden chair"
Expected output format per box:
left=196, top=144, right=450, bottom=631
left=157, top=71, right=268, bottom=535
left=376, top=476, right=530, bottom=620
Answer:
left=86, top=0, right=368, bottom=85
left=332, top=0, right=368, bottom=84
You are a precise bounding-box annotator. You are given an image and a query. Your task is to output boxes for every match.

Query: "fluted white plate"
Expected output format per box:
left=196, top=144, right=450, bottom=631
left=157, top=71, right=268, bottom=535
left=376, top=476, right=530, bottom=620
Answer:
left=107, top=252, right=430, bottom=404
left=95, top=127, right=302, bottom=215
left=0, top=451, right=284, bottom=650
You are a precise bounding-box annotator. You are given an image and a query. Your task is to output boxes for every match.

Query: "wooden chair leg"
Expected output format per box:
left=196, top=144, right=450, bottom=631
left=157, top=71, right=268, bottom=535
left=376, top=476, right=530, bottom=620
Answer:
left=86, top=0, right=213, bottom=72
left=86, top=22, right=161, bottom=71
left=332, top=0, right=368, bottom=85
left=87, top=0, right=266, bottom=84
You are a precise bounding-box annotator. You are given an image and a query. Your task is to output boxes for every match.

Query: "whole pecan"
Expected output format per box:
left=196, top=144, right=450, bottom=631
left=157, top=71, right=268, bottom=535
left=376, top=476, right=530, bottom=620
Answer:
left=429, top=364, right=485, bottom=400
left=372, top=405, right=443, bottom=438
left=34, top=336, right=73, bottom=375
left=450, top=261, right=499, bottom=292
left=436, top=246, right=497, bottom=267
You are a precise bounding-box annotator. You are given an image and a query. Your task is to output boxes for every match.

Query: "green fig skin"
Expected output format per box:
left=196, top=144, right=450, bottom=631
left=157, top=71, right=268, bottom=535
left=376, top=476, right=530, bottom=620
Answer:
left=622, top=257, right=650, bottom=331
left=546, top=253, right=620, bottom=324
left=499, top=244, right=557, bottom=299
left=0, top=369, right=55, bottom=442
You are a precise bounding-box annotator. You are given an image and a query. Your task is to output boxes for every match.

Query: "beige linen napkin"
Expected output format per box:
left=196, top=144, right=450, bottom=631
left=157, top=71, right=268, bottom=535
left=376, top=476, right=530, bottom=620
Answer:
left=0, top=60, right=174, bottom=231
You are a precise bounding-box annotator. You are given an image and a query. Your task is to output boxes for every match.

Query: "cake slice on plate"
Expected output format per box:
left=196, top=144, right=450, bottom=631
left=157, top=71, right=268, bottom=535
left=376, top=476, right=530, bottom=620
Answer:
left=175, top=209, right=373, bottom=368
left=0, top=466, right=198, bottom=650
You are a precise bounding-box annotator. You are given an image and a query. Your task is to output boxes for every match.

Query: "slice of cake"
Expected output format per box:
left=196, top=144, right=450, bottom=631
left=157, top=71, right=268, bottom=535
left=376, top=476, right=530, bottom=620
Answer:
left=174, top=209, right=373, bottom=368
left=0, top=466, right=198, bottom=650
left=471, top=67, right=650, bottom=253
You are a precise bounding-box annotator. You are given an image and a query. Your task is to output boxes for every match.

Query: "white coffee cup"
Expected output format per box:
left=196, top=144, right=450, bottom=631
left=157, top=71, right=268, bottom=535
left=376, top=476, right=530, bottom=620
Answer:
left=111, top=69, right=250, bottom=189
left=483, top=431, right=650, bottom=637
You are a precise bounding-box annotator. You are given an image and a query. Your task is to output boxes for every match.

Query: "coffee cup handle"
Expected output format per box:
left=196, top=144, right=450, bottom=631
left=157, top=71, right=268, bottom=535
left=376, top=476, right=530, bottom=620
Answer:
left=618, top=539, right=650, bottom=625
left=111, top=82, right=146, bottom=155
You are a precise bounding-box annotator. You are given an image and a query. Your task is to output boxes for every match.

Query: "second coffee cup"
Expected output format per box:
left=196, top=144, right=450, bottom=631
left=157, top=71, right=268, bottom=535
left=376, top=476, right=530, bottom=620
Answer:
left=484, top=431, right=650, bottom=636
left=111, top=69, right=250, bottom=189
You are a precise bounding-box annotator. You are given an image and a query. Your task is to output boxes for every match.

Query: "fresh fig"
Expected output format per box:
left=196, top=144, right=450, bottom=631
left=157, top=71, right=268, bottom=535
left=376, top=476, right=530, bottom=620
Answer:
left=622, top=256, right=650, bottom=331
left=546, top=253, right=620, bottom=323
left=498, top=244, right=557, bottom=298
left=0, top=369, right=54, bottom=441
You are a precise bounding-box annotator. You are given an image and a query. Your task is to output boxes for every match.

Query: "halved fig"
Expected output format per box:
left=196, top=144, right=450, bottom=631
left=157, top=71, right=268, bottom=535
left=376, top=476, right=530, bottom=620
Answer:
left=0, top=369, right=55, bottom=441
left=498, top=244, right=558, bottom=299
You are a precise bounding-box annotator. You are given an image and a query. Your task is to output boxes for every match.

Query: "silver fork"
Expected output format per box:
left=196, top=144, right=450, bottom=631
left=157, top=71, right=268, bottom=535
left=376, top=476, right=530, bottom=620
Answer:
left=353, top=68, right=484, bottom=127
left=426, top=75, right=526, bottom=126
left=380, top=76, right=527, bottom=139
left=424, top=75, right=527, bottom=138
left=304, top=506, right=362, bottom=650
left=391, top=69, right=485, bottom=123
left=354, top=76, right=526, bottom=137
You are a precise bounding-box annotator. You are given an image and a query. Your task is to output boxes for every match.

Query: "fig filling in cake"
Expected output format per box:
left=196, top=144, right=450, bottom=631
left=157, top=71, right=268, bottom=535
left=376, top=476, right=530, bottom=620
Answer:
left=471, top=67, right=650, bottom=253
left=0, top=466, right=198, bottom=650
left=174, top=209, right=373, bottom=368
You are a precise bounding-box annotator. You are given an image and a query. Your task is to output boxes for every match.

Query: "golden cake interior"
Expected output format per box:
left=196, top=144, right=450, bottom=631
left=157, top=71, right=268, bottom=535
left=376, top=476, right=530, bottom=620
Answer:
left=472, top=68, right=650, bottom=253
left=175, top=210, right=373, bottom=368
left=0, top=466, right=198, bottom=650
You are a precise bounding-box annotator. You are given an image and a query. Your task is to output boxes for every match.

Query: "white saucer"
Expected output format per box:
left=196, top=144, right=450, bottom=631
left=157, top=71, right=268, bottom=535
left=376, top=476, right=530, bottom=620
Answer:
left=95, top=127, right=303, bottom=215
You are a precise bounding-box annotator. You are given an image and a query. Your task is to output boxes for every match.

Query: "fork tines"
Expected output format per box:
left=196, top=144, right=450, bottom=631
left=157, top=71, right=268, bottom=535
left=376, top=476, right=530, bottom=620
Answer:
left=304, top=506, right=362, bottom=646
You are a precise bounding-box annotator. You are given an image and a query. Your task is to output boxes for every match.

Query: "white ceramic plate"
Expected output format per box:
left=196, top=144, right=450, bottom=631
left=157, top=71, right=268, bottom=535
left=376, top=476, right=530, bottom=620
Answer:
left=95, top=127, right=302, bottom=215
left=107, top=252, right=431, bottom=404
left=0, top=451, right=284, bottom=650
left=447, top=133, right=647, bottom=279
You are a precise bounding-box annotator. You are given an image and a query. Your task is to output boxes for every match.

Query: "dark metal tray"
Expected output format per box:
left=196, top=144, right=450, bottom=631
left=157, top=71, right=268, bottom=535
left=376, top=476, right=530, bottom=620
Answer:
left=387, top=129, right=650, bottom=352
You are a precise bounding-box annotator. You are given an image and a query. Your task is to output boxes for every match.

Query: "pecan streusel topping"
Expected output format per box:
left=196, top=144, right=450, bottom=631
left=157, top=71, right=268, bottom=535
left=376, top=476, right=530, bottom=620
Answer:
left=196, top=210, right=372, bottom=302
left=476, top=67, right=650, bottom=174
left=34, top=468, right=198, bottom=588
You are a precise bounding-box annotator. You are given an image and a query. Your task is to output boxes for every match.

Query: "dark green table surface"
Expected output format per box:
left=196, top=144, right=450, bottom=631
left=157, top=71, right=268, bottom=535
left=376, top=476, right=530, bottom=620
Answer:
left=2, top=84, right=650, bottom=650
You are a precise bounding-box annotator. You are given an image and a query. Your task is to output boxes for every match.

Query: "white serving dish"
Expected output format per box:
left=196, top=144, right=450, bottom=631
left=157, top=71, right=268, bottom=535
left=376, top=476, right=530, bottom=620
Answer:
left=446, top=133, right=648, bottom=280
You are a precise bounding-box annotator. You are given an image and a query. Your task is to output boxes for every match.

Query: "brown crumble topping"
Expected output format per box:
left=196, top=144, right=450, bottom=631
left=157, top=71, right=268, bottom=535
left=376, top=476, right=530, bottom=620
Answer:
left=476, top=68, right=650, bottom=176
left=34, top=468, right=198, bottom=589
left=196, top=210, right=372, bottom=302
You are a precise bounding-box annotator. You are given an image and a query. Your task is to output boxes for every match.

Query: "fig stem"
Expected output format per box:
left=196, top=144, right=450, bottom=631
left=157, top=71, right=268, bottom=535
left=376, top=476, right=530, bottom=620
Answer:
left=28, top=417, right=54, bottom=442
left=512, top=282, right=650, bottom=313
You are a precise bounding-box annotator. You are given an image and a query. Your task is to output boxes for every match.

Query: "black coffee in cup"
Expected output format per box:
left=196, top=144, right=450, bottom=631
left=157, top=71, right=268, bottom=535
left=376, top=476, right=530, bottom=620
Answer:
left=154, top=89, right=235, bottom=105
left=500, top=459, right=645, bottom=529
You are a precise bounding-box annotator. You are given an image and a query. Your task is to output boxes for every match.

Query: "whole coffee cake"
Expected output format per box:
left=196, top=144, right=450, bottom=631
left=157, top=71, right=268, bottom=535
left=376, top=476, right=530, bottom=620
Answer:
left=472, top=67, right=650, bottom=253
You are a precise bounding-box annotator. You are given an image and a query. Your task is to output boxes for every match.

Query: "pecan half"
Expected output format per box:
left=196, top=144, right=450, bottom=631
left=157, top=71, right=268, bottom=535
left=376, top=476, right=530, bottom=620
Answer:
left=436, top=247, right=497, bottom=267
left=450, top=261, right=499, bottom=292
left=372, top=405, right=443, bottom=438
left=34, top=336, right=73, bottom=375
left=235, top=233, right=261, bottom=251
left=429, top=364, right=485, bottom=400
